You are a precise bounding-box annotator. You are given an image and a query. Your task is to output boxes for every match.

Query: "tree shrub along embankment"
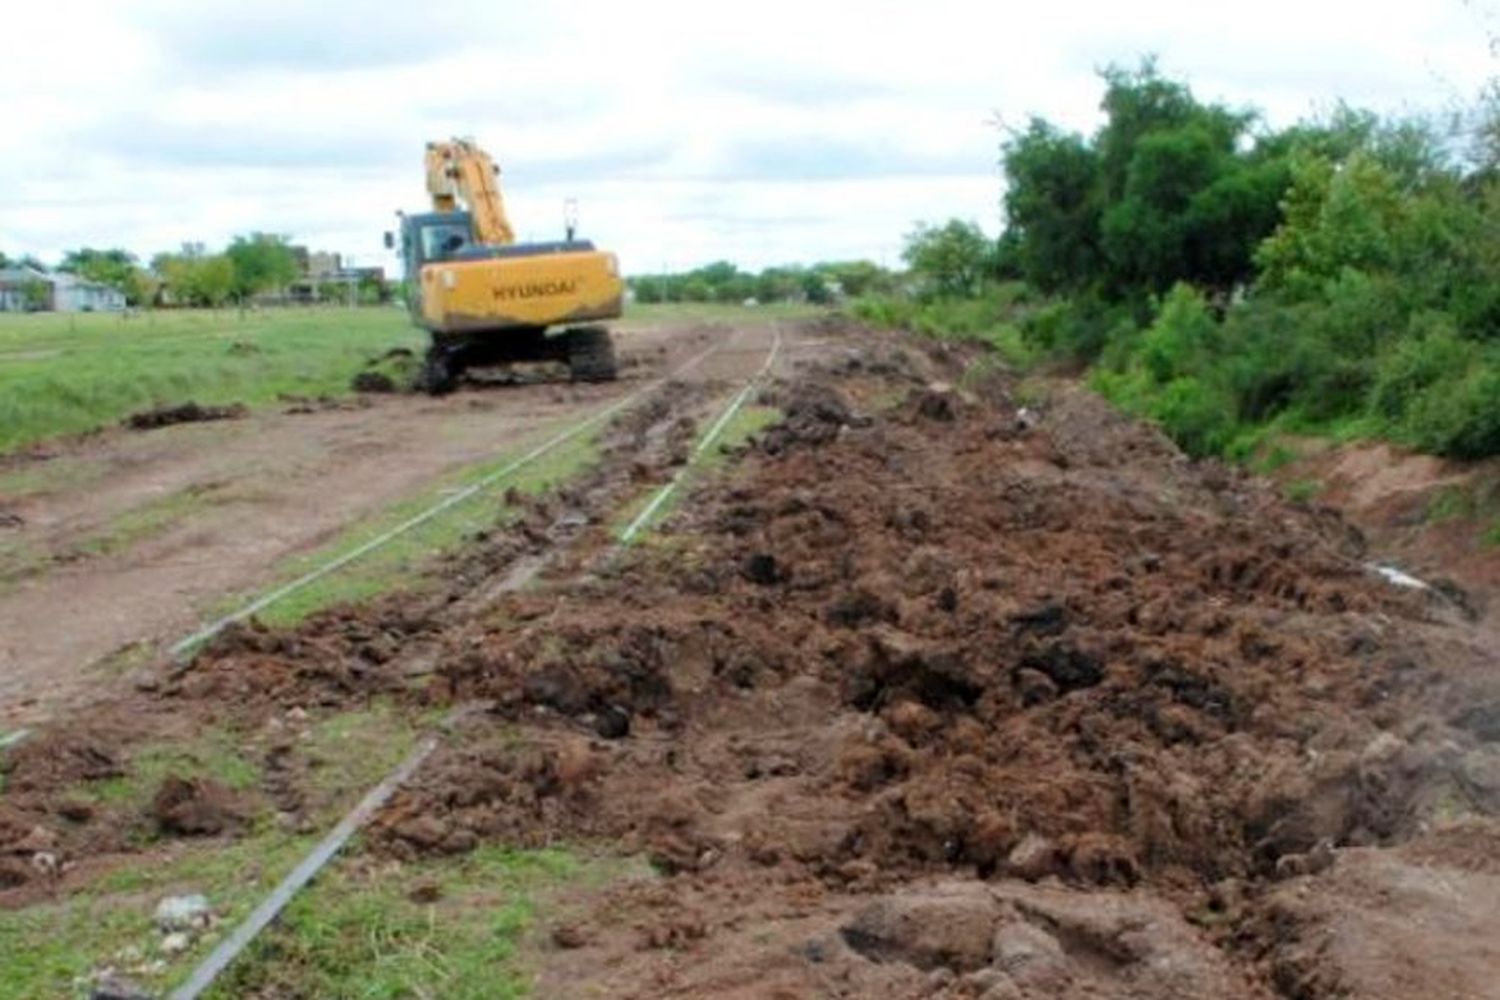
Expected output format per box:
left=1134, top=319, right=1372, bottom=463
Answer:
left=858, top=61, right=1500, bottom=461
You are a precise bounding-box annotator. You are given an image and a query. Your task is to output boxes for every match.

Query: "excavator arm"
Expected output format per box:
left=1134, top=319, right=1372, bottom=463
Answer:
left=424, top=138, right=516, bottom=246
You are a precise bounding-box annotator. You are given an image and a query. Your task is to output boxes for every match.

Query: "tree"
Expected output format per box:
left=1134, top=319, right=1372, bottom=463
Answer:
left=1002, top=120, right=1102, bottom=292
left=902, top=220, right=992, bottom=299
left=821, top=260, right=887, bottom=297
left=59, top=247, right=137, bottom=288
left=152, top=251, right=236, bottom=307
left=225, top=233, right=298, bottom=302
left=21, top=278, right=50, bottom=311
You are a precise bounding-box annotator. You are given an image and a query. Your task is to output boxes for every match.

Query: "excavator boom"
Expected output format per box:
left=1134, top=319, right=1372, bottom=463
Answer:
left=424, top=139, right=516, bottom=246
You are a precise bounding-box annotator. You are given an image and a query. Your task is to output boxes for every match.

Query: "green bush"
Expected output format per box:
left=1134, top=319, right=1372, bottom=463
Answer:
left=1369, top=321, right=1475, bottom=421
left=1020, top=293, right=1136, bottom=360
left=1400, top=364, right=1500, bottom=459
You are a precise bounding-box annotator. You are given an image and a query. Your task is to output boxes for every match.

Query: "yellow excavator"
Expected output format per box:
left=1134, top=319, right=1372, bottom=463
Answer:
left=385, top=138, right=624, bottom=392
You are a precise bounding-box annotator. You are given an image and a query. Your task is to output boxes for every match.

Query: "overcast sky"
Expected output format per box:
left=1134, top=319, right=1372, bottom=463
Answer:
left=1, top=1, right=1493, bottom=276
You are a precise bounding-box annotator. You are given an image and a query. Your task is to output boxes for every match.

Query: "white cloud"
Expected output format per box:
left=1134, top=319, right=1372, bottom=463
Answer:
left=1, top=0, right=1493, bottom=273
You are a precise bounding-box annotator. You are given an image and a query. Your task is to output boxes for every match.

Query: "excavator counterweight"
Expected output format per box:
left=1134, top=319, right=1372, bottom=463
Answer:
left=390, top=138, right=624, bottom=392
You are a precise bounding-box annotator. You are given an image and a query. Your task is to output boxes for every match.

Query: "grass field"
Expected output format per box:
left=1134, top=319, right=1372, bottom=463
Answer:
left=0, top=303, right=823, bottom=457
left=0, top=307, right=422, bottom=455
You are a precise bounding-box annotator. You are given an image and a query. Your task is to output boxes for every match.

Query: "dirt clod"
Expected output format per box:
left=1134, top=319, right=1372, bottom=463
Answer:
left=125, top=401, right=247, bottom=430
left=150, top=775, right=247, bottom=836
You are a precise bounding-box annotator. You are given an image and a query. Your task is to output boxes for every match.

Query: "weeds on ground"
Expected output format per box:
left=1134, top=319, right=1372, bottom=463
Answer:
left=207, top=846, right=592, bottom=999
left=1284, top=478, right=1323, bottom=503
left=83, top=727, right=259, bottom=812
left=0, top=832, right=314, bottom=1000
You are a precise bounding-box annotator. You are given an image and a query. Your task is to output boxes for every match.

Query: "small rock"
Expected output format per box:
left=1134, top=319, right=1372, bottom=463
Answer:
left=90, top=975, right=154, bottom=1000
left=394, top=815, right=448, bottom=850
left=965, top=968, right=1006, bottom=991
left=154, top=893, right=212, bottom=932
left=595, top=705, right=631, bottom=740
left=841, top=883, right=1002, bottom=972
left=551, top=923, right=590, bottom=949
left=30, top=851, right=58, bottom=876
left=286, top=706, right=309, bottom=723
left=992, top=919, right=1068, bottom=988
left=1013, top=668, right=1058, bottom=707
left=1274, top=840, right=1336, bottom=880
left=159, top=931, right=192, bottom=956
left=58, top=798, right=95, bottom=823
left=742, top=552, right=783, bottom=586
left=127, top=669, right=161, bottom=693
left=1006, top=834, right=1056, bottom=880
left=13, top=824, right=58, bottom=854
left=927, top=966, right=956, bottom=988
left=408, top=881, right=443, bottom=904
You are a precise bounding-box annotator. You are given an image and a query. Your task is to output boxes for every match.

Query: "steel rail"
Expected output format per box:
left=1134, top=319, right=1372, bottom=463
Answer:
left=167, top=340, right=723, bottom=660
left=618, top=325, right=781, bottom=545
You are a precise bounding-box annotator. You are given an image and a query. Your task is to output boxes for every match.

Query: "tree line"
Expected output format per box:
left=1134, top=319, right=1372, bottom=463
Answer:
left=628, top=259, right=896, bottom=305
left=0, top=234, right=357, bottom=308
left=859, top=59, right=1500, bottom=461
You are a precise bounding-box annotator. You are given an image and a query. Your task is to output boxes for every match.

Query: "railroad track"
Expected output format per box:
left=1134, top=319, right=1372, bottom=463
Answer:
left=163, top=324, right=786, bottom=998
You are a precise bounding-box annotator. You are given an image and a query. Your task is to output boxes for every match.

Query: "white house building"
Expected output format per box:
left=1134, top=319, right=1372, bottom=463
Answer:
left=0, top=266, right=127, bottom=313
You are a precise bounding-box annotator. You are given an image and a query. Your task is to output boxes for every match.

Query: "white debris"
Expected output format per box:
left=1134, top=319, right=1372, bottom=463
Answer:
left=1369, top=563, right=1431, bottom=591
left=153, top=893, right=212, bottom=932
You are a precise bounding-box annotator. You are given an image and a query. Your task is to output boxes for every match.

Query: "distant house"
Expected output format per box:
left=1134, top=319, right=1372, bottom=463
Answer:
left=0, top=266, right=126, bottom=313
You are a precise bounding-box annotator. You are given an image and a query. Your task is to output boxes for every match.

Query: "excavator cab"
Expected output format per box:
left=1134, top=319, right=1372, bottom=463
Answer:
left=395, top=211, right=476, bottom=325
left=389, top=139, right=625, bottom=394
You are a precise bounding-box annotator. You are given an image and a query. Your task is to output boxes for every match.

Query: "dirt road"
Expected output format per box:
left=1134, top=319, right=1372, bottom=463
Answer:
left=0, top=320, right=775, bottom=727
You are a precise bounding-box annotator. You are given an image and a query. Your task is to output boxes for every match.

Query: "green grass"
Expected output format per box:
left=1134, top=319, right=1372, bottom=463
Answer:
left=301, top=704, right=423, bottom=806
left=1284, top=478, right=1323, bottom=503
left=0, top=307, right=420, bottom=455
left=207, top=846, right=595, bottom=999
left=0, top=829, right=317, bottom=1000
left=0, top=703, right=431, bottom=998
left=1253, top=444, right=1299, bottom=475
left=1426, top=485, right=1476, bottom=523
left=83, top=726, right=260, bottom=810
left=234, top=423, right=603, bottom=628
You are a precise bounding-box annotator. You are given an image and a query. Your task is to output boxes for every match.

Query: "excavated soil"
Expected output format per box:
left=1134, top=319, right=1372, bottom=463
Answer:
left=6, top=321, right=1500, bottom=996
left=123, top=401, right=249, bottom=429
left=370, top=345, right=1500, bottom=997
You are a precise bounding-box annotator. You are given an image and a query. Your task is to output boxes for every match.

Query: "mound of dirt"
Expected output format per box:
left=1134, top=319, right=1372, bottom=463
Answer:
left=356, top=341, right=1499, bottom=995
left=150, top=774, right=249, bottom=836
left=351, top=348, right=420, bottom=394
left=758, top=381, right=864, bottom=455
left=125, top=401, right=248, bottom=430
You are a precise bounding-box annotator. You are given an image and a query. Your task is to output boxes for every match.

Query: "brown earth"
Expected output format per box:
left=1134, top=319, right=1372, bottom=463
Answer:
left=0, top=320, right=728, bottom=727
left=1276, top=439, right=1500, bottom=616
left=4, top=319, right=1499, bottom=996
